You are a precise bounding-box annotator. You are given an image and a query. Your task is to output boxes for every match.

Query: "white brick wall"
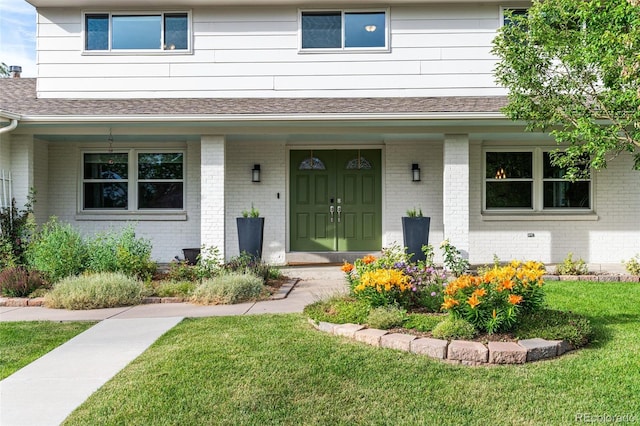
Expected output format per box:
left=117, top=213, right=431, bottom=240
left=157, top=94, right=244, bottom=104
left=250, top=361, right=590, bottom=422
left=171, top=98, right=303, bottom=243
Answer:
left=383, top=139, right=444, bottom=259
left=224, top=140, right=287, bottom=264
left=200, top=135, right=226, bottom=259
left=33, top=139, right=49, bottom=222
left=46, top=141, right=201, bottom=262
left=443, top=135, right=470, bottom=257
left=469, top=143, right=640, bottom=264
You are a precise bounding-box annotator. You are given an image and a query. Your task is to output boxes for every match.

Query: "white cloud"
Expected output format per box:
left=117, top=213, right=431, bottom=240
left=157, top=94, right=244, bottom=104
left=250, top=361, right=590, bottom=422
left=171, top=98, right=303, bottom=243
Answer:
left=0, top=0, right=36, bottom=77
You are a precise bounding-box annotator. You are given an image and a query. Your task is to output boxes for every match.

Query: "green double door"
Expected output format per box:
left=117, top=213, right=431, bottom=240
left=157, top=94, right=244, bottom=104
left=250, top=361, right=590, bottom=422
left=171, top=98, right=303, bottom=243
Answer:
left=290, top=149, right=382, bottom=252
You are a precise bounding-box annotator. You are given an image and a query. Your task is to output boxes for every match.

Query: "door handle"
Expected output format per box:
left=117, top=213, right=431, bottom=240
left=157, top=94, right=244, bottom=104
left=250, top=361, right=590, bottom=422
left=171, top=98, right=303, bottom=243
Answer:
left=337, top=206, right=341, bottom=223
left=330, top=205, right=335, bottom=223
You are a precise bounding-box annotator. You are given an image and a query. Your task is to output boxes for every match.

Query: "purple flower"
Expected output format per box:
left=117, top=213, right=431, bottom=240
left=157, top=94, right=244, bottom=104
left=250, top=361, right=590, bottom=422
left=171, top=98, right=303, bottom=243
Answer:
left=431, top=292, right=437, bottom=297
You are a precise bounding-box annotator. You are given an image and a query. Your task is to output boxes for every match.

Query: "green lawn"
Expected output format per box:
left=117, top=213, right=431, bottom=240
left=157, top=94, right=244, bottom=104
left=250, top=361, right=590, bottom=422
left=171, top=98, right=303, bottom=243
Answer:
left=64, top=281, right=639, bottom=425
left=0, top=321, right=95, bottom=380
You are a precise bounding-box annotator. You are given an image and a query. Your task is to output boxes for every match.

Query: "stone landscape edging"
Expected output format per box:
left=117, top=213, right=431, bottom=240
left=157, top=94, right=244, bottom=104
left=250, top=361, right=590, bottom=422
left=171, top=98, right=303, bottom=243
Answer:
left=0, top=278, right=299, bottom=308
left=309, top=319, right=573, bottom=366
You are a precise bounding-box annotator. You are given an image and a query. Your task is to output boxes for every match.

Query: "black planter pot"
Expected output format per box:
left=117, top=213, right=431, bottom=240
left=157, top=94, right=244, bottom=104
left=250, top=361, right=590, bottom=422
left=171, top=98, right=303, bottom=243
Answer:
left=182, top=248, right=201, bottom=265
left=402, top=217, right=431, bottom=262
left=237, top=217, right=265, bottom=260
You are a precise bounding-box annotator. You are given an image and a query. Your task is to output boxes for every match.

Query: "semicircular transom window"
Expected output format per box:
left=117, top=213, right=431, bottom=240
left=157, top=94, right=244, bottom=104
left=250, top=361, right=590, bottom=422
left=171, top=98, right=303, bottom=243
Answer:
left=299, top=157, right=326, bottom=170
left=346, top=157, right=372, bottom=170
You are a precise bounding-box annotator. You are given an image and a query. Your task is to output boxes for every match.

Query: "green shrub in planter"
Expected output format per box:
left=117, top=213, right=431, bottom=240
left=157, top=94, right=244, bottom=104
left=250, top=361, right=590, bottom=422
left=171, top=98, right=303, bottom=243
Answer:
left=45, top=272, right=144, bottom=310
left=303, top=295, right=371, bottom=325
left=432, top=316, right=476, bottom=340
left=26, top=218, right=86, bottom=283
left=366, top=305, right=406, bottom=330
left=191, top=272, right=263, bottom=305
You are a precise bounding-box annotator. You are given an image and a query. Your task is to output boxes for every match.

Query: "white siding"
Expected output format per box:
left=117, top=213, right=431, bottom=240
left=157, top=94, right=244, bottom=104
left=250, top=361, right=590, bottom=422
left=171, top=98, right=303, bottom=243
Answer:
left=36, top=4, right=505, bottom=98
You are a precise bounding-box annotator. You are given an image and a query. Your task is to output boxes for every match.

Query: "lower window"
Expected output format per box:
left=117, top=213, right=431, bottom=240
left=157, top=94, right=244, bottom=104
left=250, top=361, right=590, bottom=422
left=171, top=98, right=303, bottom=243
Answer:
left=484, top=149, right=591, bottom=211
left=82, top=150, right=184, bottom=211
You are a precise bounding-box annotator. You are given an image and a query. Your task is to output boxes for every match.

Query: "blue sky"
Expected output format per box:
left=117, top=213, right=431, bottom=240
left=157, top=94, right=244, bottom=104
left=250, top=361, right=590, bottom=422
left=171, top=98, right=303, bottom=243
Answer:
left=0, top=0, right=36, bottom=77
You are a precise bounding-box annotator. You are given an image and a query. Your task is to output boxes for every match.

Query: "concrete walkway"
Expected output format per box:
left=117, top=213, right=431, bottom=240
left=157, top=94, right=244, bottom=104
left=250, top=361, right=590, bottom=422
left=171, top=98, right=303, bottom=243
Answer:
left=0, top=266, right=346, bottom=426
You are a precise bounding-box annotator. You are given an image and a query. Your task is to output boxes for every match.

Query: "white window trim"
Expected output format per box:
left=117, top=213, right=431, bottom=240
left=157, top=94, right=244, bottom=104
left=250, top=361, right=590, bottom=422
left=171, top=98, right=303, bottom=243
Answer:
left=298, top=8, right=390, bottom=53
left=78, top=148, right=186, bottom=217
left=482, top=147, right=594, bottom=215
left=82, top=10, right=193, bottom=55
left=499, top=6, right=529, bottom=28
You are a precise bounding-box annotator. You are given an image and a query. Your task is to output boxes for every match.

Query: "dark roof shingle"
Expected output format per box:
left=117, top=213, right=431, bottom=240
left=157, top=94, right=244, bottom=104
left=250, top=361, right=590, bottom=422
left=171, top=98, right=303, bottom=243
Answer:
left=0, top=78, right=507, bottom=118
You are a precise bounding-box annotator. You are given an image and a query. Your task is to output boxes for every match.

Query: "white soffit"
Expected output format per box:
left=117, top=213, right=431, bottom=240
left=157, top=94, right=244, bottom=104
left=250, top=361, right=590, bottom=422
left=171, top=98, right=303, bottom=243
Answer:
left=27, top=0, right=513, bottom=7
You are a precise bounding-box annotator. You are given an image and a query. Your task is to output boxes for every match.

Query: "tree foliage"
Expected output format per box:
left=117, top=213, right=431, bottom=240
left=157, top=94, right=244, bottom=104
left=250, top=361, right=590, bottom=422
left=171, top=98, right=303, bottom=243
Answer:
left=0, top=63, right=8, bottom=77
left=493, top=0, right=640, bottom=179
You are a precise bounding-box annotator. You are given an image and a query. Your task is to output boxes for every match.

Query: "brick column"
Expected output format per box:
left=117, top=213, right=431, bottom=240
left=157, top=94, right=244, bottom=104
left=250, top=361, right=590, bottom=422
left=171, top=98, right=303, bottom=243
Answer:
left=200, top=135, right=226, bottom=259
left=443, top=134, right=470, bottom=258
left=9, top=134, right=35, bottom=209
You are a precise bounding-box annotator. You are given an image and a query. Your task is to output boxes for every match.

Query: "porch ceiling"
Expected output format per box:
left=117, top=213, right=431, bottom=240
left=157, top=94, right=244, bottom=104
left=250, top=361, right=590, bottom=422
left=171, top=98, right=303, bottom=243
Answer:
left=27, top=0, right=520, bottom=7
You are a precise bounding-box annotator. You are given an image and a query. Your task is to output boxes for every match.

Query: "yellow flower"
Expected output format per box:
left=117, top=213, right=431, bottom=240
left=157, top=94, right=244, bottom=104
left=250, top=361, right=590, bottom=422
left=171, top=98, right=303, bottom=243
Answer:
left=467, top=294, right=481, bottom=309
left=508, top=294, right=523, bottom=305
left=441, top=297, right=460, bottom=310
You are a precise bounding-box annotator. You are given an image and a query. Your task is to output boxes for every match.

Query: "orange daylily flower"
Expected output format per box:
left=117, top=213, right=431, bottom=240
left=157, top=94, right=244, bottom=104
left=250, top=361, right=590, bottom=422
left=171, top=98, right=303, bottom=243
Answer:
left=467, top=294, right=481, bottom=309
left=508, top=294, right=523, bottom=305
left=441, top=297, right=460, bottom=310
left=341, top=262, right=354, bottom=273
left=492, top=309, right=497, bottom=319
left=498, top=279, right=514, bottom=291
left=472, top=288, right=487, bottom=298
left=362, top=255, right=377, bottom=264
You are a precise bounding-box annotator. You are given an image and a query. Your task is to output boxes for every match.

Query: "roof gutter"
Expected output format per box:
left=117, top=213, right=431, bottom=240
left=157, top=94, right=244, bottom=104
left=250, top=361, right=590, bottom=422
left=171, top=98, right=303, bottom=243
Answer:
left=14, top=111, right=507, bottom=124
left=0, top=110, right=21, bottom=135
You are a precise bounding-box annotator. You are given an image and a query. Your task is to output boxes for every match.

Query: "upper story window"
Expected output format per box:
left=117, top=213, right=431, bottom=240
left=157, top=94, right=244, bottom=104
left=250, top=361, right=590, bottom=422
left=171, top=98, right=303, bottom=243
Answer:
left=501, top=7, right=528, bottom=26
left=300, top=10, right=388, bottom=51
left=84, top=12, right=190, bottom=52
left=484, top=149, right=591, bottom=212
left=83, top=150, right=184, bottom=211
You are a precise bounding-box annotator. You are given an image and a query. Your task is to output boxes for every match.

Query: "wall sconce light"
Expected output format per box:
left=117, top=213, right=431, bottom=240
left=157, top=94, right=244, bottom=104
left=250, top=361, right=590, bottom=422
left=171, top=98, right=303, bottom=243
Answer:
left=411, top=163, right=421, bottom=182
left=252, top=164, right=261, bottom=182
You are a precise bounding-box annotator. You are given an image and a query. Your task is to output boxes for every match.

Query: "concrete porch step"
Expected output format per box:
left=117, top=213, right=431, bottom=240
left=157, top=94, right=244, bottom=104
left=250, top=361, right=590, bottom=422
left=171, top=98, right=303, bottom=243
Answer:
left=286, top=251, right=381, bottom=265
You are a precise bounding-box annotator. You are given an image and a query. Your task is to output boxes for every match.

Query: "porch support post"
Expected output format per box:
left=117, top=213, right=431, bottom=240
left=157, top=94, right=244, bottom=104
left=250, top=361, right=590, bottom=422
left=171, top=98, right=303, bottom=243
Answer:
left=9, top=134, right=35, bottom=209
left=443, top=134, right=470, bottom=259
left=201, top=135, right=226, bottom=259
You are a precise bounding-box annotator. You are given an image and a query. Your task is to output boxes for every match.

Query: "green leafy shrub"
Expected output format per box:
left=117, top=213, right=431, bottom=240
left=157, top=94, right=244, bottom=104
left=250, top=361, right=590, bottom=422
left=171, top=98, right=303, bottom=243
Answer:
left=224, top=253, right=271, bottom=282
left=191, top=272, right=263, bottom=305
left=431, top=316, right=476, bottom=340
left=195, top=245, right=224, bottom=279
left=514, top=309, right=592, bottom=348
left=0, top=193, right=36, bottom=268
left=440, top=239, right=470, bottom=277
left=0, top=266, right=48, bottom=297
left=623, top=254, right=640, bottom=276
left=303, top=296, right=371, bottom=325
left=403, top=313, right=444, bottom=332
left=86, top=226, right=156, bottom=280
left=44, top=272, right=144, bottom=310
left=556, top=252, right=588, bottom=275
left=153, top=280, right=196, bottom=298
left=166, top=260, right=199, bottom=282
left=26, top=218, right=86, bottom=283
left=366, top=305, right=406, bottom=329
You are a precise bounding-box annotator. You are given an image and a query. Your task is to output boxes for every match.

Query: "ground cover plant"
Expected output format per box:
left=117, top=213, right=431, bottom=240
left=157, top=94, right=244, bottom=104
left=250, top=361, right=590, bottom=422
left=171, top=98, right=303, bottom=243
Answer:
left=0, top=321, right=94, bottom=380
left=63, top=280, right=639, bottom=425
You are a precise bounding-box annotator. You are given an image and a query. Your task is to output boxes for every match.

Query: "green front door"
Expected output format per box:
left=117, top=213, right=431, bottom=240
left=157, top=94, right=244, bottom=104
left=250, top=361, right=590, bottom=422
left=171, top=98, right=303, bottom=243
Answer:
left=290, top=149, right=382, bottom=252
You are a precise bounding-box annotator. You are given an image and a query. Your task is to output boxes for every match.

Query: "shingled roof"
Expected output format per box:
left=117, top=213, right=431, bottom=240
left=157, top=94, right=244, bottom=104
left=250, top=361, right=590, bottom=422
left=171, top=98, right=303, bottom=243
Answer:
left=0, top=78, right=507, bottom=118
